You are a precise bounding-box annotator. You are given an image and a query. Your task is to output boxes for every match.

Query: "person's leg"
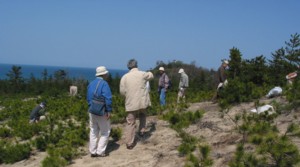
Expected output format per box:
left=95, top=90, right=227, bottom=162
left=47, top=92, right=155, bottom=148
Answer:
left=89, top=113, right=100, bottom=155
left=177, top=90, right=183, bottom=103
left=97, top=116, right=111, bottom=155
left=160, top=88, right=166, bottom=106
left=125, top=112, right=136, bottom=148
left=138, top=109, right=146, bottom=135
left=182, top=88, right=186, bottom=103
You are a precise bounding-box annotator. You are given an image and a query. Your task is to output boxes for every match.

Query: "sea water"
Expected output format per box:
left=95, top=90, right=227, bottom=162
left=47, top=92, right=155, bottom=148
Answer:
left=0, top=64, right=127, bottom=82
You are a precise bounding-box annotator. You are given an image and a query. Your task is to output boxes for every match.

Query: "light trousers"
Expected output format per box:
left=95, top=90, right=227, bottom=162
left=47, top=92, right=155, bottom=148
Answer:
left=125, top=109, right=146, bottom=146
left=89, top=113, right=111, bottom=155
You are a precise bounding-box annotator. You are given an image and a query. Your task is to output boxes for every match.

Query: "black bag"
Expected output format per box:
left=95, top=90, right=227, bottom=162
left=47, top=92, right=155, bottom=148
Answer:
left=167, top=80, right=172, bottom=89
left=88, top=80, right=106, bottom=116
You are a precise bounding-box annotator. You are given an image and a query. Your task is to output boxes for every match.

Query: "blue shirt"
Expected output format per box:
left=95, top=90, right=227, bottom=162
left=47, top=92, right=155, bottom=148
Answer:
left=87, top=77, right=112, bottom=112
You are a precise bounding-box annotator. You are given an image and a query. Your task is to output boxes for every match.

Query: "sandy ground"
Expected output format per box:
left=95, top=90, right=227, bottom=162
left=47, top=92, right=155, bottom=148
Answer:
left=2, top=96, right=299, bottom=167
left=68, top=117, right=185, bottom=167
left=184, top=96, right=300, bottom=167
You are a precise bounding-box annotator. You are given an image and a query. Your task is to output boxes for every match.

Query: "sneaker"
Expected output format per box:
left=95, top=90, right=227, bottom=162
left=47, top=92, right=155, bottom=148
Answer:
left=91, top=153, right=107, bottom=158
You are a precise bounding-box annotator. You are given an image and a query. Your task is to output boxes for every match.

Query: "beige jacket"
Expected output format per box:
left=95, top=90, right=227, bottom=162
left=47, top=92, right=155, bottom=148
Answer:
left=120, top=68, right=154, bottom=112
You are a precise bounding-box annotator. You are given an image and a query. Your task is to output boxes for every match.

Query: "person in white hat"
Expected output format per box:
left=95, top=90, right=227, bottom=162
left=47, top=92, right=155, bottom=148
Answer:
left=87, top=66, right=112, bottom=157
left=158, top=66, right=170, bottom=106
left=120, top=59, right=153, bottom=149
left=177, top=68, right=189, bottom=103
left=212, top=59, right=229, bottom=103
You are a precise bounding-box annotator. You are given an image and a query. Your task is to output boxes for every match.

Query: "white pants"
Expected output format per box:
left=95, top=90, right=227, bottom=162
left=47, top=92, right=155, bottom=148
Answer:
left=89, top=113, right=111, bottom=155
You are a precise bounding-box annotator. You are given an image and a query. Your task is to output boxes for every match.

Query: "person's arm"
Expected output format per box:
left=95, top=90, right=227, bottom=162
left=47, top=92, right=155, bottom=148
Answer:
left=119, top=76, right=126, bottom=96
left=143, top=71, right=154, bottom=81
left=164, top=74, right=169, bottom=89
left=102, top=82, right=112, bottom=113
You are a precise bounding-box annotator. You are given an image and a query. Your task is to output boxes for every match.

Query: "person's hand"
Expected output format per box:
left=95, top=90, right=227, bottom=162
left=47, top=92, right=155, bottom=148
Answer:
left=106, top=112, right=111, bottom=120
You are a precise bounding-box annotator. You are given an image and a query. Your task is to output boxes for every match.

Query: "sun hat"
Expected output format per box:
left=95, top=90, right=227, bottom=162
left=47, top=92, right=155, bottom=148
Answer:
left=159, top=67, right=165, bottom=71
left=95, top=66, right=109, bottom=76
left=178, top=68, right=184, bottom=73
left=222, top=59, right=229, bottom=65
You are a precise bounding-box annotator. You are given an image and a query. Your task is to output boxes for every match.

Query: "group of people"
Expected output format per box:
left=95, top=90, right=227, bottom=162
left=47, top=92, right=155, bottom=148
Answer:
left=86, top=59, right=190, bottom=157
left=28, top=58, right=298, bottom=159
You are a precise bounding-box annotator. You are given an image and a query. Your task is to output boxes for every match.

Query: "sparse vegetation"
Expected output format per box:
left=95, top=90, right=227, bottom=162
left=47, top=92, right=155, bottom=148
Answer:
left=0, top=33, right=299, bottom=166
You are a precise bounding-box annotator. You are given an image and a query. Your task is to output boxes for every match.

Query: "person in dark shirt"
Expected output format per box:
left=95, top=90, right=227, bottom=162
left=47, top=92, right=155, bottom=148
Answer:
left=212, top=60, right=229, bottom=103
left=29, top=102, right=46, bottom=123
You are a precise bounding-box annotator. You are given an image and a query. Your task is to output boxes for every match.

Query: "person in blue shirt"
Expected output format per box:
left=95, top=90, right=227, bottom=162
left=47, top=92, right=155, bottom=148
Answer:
left=87, top=66, right=112, bottom=157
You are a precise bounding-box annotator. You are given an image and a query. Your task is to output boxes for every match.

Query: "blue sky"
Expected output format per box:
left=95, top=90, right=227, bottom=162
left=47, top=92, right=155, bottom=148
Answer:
left=0, top=1, right=299, bottom=71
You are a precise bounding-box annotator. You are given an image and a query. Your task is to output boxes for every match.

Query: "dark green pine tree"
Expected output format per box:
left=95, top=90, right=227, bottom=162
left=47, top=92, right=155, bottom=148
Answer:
left=228, top=47, right=242, bottom=79
left=285, top=33, right=300, bottom=67
left=6, top=65, right=24, bottom=93
left=268, top=48, right=288, bottom=86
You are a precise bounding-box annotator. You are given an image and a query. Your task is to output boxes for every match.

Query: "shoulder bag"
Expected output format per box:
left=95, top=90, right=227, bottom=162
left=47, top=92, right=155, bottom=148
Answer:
left=88, top=80, right=106, bottom=116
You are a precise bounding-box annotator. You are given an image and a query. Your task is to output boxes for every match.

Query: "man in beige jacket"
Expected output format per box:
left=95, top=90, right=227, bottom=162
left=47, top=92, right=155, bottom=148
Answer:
left=120, top=59, right=154, bottom=149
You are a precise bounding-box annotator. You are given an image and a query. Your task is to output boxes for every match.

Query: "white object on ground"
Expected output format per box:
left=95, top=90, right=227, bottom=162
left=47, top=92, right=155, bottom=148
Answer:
left=250, top=104, right=275, bottom=114
left=266, top=86, right=282, bottom=98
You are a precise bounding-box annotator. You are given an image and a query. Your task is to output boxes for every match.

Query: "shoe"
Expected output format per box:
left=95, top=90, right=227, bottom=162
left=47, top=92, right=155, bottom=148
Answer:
left=138, top=132, right=145, bottom=137
left=91, top=153, right=107, bottom=158
left=91, top=154, right=98, bottom=157
left=98, top=153, right=107, bottom=157
left=126, top=145, right=134, bottom=150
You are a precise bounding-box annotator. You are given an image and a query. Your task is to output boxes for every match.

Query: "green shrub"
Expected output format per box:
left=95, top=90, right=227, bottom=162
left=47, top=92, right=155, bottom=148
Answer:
left=35, top=136, right=48, bottom=151
left=110, top=127, right=122, bottom=141
left=0, top=127, right=12, bottom=138
left=42, top=155, right=67, bottom=167
left=2, top=143, right=31, bottom=164
left=199, top=145, right=213, bottom=166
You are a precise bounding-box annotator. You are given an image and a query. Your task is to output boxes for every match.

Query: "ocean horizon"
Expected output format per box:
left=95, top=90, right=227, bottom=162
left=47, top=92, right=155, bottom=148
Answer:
left=0, top=63, right=127, bottom=82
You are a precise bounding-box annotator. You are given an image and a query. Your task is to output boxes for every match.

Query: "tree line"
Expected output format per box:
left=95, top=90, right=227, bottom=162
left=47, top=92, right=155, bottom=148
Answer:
left=0, top=33, right=299, bottom=103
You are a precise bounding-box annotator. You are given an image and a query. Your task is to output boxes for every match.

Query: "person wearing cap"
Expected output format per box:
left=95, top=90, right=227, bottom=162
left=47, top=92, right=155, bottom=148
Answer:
left=158, top=67, right=170, bottom=106
left=29, top=102, right=46, bottom=123
left=87, top=66, right=112, bottom=157
left=120, top=59, right=153, bottom=150
left=177, top=68, right=189, bottom=103
left=212, top=59, right=229, bottom=103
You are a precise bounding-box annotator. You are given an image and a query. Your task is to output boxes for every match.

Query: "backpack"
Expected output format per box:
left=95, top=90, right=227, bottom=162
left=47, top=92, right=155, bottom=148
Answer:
left=167, top=80, right=172, bottom=89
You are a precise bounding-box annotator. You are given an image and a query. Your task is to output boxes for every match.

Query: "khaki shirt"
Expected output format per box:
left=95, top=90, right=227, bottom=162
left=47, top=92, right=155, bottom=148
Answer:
left=120, top=68, right=154, bottom=112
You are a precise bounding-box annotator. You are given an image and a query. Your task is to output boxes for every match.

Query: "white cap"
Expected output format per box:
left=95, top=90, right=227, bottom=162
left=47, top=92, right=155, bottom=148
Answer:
left=95, top=66, right=109, bottom=76
left=178, top=68, right=184, bottom=73
left=159, top=67, right=165, bottom=71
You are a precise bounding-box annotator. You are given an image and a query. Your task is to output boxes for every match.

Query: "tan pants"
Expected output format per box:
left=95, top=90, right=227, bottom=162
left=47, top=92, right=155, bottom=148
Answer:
left=177, top=88, right=186, bottom=103
left=125, top=109, right=146, bottom=146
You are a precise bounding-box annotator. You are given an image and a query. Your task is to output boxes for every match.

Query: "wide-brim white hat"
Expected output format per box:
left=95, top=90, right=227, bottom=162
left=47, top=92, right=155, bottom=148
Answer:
left=95, top=66, right=109, bottom=76
left=159, top=67, right=165, bottom=71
